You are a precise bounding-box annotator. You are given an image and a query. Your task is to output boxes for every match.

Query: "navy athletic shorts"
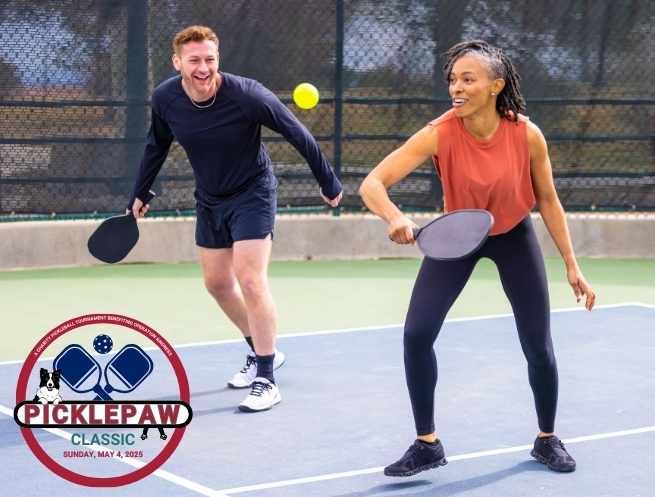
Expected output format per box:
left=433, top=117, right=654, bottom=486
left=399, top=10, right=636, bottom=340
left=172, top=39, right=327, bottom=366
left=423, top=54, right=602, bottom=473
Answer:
left=195, top=172, right=277, bottom=249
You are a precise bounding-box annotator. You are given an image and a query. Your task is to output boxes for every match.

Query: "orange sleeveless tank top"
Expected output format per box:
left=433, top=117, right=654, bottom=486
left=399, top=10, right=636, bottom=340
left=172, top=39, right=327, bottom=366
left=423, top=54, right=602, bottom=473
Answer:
left=428, top=109, right=535, bottom=235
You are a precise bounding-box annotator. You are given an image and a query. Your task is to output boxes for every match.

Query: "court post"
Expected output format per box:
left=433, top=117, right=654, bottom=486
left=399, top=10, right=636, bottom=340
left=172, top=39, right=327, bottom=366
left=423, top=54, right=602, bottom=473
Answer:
left=124, top=0, right=149, bottom=196
left=332, top=0, right=344, bottom=217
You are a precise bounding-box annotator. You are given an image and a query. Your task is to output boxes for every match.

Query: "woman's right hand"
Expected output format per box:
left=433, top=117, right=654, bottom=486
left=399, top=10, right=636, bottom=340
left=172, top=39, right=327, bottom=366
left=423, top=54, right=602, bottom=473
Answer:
left=388, top=214, right=419, bottom=244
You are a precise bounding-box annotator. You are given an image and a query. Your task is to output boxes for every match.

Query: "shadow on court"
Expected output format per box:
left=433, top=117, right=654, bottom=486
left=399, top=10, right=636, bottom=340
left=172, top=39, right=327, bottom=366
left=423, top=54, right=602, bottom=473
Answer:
left=330, top=462, right=545, bottom=497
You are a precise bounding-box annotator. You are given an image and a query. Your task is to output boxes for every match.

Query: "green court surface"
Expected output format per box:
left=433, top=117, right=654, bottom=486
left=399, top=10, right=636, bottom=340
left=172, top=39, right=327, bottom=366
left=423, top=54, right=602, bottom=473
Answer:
left=1, top=258, right=654, bottom=363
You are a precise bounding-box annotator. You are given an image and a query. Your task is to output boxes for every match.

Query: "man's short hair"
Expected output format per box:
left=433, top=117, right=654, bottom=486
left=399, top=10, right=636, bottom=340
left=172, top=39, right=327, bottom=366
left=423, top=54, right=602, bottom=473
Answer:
left=173, top=25, right=219, bottom=54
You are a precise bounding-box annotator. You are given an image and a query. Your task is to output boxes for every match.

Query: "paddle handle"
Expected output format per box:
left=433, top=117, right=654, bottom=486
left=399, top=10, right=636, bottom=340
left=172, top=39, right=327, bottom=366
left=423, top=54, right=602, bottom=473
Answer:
left=92, top=385, right=113, bottom=401
left=412, top=227, right=422, bottom=240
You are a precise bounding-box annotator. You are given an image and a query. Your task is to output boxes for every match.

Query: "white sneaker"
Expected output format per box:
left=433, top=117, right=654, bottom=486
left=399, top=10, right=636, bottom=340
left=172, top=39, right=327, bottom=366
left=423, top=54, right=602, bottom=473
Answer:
left=273, top=349, right=286, bottom=370
left=227, top=353, right=256, bottom=388
left=238, top=377, right=281, bottom=412
left=227, top=350, right=286, bottom=389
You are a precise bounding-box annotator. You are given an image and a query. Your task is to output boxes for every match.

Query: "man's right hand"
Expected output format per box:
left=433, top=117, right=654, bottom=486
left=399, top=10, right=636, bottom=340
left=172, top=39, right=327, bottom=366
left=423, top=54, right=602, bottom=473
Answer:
left=129, top=197, right=150, bottom=218
left=388, top=214, right=418, bottom=245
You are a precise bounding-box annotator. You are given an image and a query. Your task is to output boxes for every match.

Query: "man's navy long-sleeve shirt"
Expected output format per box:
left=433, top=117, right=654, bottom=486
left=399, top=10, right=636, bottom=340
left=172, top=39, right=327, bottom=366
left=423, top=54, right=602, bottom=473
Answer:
left=131, top=72, right=341, bottom=207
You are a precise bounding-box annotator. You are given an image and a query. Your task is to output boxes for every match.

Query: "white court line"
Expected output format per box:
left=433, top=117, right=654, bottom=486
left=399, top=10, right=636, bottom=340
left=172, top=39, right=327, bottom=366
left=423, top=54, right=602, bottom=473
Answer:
left=0, top=302, right=647, bottom=367
left=216, top=425, right=655, bottom=495
left=0, top=403, right=229, bottom=497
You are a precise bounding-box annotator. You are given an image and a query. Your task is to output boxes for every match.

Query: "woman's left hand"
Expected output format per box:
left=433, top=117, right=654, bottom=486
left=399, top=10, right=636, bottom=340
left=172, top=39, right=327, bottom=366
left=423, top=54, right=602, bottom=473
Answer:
left=567, top=266, right=596, bottom=310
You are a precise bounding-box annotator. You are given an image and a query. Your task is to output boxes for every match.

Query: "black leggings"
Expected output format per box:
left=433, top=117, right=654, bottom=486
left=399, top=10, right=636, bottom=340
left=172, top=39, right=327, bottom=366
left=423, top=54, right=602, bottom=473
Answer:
left=404, top=216, right=558, bottom=435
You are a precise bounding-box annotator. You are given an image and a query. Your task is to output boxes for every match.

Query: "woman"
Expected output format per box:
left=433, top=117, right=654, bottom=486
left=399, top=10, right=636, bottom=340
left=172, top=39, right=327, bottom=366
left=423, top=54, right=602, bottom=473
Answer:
left=359, top=40, right=595, bottom=477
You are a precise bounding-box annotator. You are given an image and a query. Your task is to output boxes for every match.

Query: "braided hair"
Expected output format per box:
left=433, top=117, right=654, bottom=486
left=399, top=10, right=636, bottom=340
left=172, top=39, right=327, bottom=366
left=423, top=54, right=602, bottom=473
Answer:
left=443, top=40, right=526, bottom=122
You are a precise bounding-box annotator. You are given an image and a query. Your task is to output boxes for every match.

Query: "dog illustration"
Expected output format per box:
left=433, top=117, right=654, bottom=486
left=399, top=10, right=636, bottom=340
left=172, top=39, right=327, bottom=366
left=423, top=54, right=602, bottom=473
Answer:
left=33, top=368, right=63, bottom=404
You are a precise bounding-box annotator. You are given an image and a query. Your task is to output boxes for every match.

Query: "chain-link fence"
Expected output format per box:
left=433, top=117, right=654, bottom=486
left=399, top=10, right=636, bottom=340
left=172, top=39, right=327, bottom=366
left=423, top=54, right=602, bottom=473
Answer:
left=1, top=0, right=654, bottom=217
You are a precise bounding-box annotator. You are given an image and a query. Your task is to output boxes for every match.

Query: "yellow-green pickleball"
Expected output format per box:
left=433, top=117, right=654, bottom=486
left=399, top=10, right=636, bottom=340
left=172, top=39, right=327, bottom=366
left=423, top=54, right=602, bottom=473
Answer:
left=293, top=82, right=319, bottom=109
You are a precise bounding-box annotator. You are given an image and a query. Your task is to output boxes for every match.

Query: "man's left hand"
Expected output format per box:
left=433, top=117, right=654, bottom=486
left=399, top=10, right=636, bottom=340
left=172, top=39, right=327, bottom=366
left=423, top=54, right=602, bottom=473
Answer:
left=320, top=188, right=342, bottom=208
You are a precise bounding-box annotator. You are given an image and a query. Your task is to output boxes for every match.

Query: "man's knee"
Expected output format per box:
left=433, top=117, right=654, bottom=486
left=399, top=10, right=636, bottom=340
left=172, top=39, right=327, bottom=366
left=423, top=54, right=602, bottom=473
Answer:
left=236, top=272, right=268, bottom=300
left=204, top=275, right=238, bottom=301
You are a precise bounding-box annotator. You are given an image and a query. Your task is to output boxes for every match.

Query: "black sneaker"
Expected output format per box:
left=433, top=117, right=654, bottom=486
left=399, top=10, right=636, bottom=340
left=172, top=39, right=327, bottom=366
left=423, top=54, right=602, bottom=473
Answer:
left=531, top=435, right=576, bottom=472
left=384, top=440, right=448, bottom=477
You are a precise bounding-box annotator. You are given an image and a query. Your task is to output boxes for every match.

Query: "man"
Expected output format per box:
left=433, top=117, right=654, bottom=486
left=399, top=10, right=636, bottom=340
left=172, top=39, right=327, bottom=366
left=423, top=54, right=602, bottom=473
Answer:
left=129, top=25, right=342, bottom=412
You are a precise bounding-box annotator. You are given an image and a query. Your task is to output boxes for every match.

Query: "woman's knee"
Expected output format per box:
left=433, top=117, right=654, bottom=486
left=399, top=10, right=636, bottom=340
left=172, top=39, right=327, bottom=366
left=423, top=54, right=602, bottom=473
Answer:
left=526, top=347, right=556, bottom=369
left=403, top=322, right=435, bottom=353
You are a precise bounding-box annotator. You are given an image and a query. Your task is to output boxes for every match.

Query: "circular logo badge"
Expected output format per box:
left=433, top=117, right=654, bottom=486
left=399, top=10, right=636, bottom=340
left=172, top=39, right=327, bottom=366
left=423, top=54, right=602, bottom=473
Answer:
left=14, top=314, right=192, bottom=487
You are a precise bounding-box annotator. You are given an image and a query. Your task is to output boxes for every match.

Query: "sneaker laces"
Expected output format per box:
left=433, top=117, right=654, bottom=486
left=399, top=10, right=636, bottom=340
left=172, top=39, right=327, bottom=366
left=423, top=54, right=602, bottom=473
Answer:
left=250, top=381, right=272, bottom=397
left=543, top=436, right=572, bottom=460
left=545, top=437, right=566, bottom=450
left=240, top=355, right=256, bottom=374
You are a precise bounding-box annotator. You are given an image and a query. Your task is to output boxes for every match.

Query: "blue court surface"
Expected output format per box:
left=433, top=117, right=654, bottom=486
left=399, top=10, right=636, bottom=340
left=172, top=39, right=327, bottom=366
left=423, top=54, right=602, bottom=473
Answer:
left=1, top=303, right=653, bottom=497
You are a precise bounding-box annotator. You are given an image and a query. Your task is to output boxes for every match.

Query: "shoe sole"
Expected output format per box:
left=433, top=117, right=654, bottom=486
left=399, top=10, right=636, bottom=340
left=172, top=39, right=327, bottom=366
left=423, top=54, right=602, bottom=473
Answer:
left=237, top=395, right=282, bottom=413
left=530, top=450, right=576, bottom=473
left=383, top=457, right=448, bottom=477
left=227, top=381, right=251, bottom=389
